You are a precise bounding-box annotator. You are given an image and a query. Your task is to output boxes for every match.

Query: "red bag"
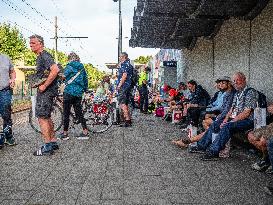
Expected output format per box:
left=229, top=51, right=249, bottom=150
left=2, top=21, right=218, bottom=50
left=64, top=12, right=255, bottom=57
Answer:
left=155, top=106, right=164, bottom=117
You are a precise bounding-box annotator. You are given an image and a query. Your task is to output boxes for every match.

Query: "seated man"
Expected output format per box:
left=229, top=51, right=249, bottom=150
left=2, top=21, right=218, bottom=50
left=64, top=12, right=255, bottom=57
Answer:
left=248, top=103, right=273, bottom=171
left=192, top=72, right=257, bottom=160
left=180, top=80, right=211, bottom=128
left=172, top=76, right=235, bottom=148
left=202, top=77, right=230, bottom=130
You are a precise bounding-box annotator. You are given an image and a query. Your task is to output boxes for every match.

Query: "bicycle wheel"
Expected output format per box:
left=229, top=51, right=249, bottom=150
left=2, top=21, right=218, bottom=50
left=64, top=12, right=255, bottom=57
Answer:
left=84, top=104, right=114, bottom=133
left=29, top=103, right=63, bottom=133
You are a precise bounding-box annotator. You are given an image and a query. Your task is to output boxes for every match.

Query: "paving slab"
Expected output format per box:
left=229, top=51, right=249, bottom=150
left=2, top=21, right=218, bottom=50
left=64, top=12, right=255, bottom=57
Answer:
left=0, top=110, right=273, bottom=204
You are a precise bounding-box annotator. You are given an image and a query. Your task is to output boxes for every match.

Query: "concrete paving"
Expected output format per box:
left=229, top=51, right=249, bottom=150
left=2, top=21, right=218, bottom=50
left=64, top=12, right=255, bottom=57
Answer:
left=0, top=111, right=273, bottom=205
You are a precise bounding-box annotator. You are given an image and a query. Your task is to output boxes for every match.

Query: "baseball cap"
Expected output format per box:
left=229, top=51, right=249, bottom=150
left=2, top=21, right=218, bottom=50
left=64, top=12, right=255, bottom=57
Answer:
left=215, top=76, right=231, bottom=83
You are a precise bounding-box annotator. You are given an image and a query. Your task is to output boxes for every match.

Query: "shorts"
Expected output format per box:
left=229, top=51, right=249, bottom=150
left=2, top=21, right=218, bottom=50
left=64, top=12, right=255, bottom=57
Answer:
left=118, top=88, right=131, bottom=105
left=35, top=90, right=56, bottom=119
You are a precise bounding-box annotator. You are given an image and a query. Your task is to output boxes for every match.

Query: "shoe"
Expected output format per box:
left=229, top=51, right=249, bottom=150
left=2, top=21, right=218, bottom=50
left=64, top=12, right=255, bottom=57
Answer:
left=251, top=160, right=271, bottom=172
left=188, top=146, right=205, bottom=154
left=112, top=122, right=120, bottom=125
left=77, top=133, right=90, bottom=140
left=51, top=142, right=59, bottom=150
left=200, top=153, right=219, bottom=161
left=119, top=122, right=132, bottom=127
left=264, top=186, right=273, bottom=196
left=33, top=145, right=54, bottom=156
left=0, top=133, right=4, bottom=148
left=4, top=137, right=17, bottom=146
left=57, top=133, right=70, bottom=141
left=265, top=166, right=273, bottom=174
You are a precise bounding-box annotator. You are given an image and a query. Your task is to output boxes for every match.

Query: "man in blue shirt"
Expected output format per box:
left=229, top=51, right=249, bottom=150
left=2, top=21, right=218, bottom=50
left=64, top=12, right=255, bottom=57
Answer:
left=117, top=52, right=133, bottom=127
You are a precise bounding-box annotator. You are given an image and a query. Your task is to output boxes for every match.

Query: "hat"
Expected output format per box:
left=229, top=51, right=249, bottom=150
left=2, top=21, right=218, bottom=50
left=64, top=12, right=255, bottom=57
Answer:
left=215, top=76, right=231, bottom=83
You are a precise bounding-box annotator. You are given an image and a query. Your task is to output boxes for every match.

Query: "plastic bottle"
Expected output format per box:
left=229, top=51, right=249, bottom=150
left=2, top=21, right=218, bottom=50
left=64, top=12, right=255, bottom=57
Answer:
left=188, top=123, right=197, bottom=148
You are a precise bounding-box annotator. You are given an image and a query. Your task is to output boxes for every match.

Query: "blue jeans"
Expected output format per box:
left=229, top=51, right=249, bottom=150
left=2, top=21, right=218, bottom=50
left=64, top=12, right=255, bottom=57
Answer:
left=0, top=89, right=12, bottom=137
left=208, top=119, right=254, bottom=155
left=267, top=138, right=273, bottom=167
left=197, top=119, right=223, bottom=150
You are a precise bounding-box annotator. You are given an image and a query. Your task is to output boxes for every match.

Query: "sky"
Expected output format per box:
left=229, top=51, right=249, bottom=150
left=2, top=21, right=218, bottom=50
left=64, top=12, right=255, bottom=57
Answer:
left=0, top=0, right=159, bottom=71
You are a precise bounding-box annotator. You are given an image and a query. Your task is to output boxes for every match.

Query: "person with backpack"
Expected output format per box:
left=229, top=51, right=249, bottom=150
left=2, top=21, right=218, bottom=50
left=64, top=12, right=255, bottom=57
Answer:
left=191, top=72, right=258, bottom=161
left=138, top=67, right=150, bottom=113
left=117, top=52, right=133, bottom=127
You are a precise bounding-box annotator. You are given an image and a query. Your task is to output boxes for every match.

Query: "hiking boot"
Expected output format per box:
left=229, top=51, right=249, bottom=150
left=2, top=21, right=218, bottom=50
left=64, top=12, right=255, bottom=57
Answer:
left=33, top=145, right=54, bottom=156
left=4, top=137, right=17, bottom=146
left=200, top=153, right=219, bottom=161
left=251, top=160, right=270, bottom=172
left=57, top=133, right=70, bottom=141
left=77, top=133, right=90, bottom=140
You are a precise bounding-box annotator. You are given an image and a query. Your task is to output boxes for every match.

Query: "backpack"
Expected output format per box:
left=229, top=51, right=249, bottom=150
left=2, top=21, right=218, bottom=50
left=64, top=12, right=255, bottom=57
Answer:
left=245, top=88, right=267, bottom=108
left=131, top=68, right=139, bottom=87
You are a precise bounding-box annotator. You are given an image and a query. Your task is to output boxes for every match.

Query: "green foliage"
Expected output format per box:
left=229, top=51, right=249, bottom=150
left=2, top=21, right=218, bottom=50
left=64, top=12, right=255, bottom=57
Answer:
left=134, top=55, right=152, bottom=64
left=0, top=23, right=27, bottom=61
left=84, top=63, right=106, bottom=89
left=23, top=49, right=37, bottom=66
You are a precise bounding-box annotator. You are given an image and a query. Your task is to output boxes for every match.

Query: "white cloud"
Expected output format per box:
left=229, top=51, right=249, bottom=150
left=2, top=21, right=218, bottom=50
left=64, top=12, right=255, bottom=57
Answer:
left=0, top=0, right=159, bottom=72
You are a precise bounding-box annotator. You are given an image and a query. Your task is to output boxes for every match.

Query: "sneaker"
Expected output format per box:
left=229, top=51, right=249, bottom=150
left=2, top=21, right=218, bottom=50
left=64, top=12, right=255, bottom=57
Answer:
left=57, top=133, right=70, bottom=141
left=200, top=153, right=219, bottom=161
left=33, top=145, right=54, bottom=156
left=51, top=142, right=59, bottom=150
left=0, top=133, right=4, bottom=149
left=119, top=122, right=132, bottom=127
left=251, top=160, right=271, bottom=172
left=264, top=186, right=273, bottom=196
left=4, top=137, right=17, bottom=146
left=188, top=146, right=205, bottom=154
left=77, top=133, right=90, bottom=140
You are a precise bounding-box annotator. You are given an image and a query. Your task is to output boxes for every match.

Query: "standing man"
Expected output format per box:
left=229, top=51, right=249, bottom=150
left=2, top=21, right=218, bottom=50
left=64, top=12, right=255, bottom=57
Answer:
left=0, top=53, right=16, bottom=148
left=138, top=67, right=150, bottom=113
left=29, top=35, right=60, bottom=156
left=117, top=52, right=133, bottom=127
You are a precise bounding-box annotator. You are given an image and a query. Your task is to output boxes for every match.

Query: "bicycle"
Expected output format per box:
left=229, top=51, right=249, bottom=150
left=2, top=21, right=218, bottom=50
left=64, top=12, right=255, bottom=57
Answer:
left=29, top=91, right=114, bottom=134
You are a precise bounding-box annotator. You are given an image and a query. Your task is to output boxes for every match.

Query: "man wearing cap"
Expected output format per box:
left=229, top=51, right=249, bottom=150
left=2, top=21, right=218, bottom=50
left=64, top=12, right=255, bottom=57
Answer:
left=29, top=34, right=60, bottom=156
left=191, top=72, right=257, bottom=160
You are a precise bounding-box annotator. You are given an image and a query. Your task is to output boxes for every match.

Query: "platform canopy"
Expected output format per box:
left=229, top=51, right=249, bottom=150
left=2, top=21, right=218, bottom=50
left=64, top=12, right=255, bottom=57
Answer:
left=129, top=0, right=269, bottom=49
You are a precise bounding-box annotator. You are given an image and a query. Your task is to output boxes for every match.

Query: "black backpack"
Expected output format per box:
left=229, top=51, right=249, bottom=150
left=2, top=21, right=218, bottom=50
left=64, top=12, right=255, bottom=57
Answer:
left=245, top=88, right=267, bottom=108
left=131, top=68, right=139, bottom=87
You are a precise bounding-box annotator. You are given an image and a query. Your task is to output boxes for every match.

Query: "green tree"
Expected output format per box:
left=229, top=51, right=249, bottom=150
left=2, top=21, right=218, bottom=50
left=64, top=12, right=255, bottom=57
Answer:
left=134, top=55, right=152, bottom=64
left=84, top=63, right=106, bottom=89
left=0, top=23, right=27, bottom=61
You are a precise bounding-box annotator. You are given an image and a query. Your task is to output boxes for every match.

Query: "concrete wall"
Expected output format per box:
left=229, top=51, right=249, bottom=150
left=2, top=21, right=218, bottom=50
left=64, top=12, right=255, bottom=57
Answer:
left=181, top=0, right=273, bottom=102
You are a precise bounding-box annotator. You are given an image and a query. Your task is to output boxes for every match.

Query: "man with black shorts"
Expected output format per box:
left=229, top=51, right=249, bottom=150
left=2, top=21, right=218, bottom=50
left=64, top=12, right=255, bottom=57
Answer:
left=117, top=52, right=133, bottom=127
left=29, top=35, right=60, bottom=156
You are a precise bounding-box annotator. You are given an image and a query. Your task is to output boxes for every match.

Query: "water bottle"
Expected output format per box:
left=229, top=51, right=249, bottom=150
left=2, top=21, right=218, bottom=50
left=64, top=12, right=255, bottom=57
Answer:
left=188, top=123, right=197, bottom=148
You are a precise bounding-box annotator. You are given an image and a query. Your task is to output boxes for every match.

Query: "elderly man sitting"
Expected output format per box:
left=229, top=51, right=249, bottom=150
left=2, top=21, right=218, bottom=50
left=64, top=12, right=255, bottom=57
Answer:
left=191, top=72, right=258, bottom=161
